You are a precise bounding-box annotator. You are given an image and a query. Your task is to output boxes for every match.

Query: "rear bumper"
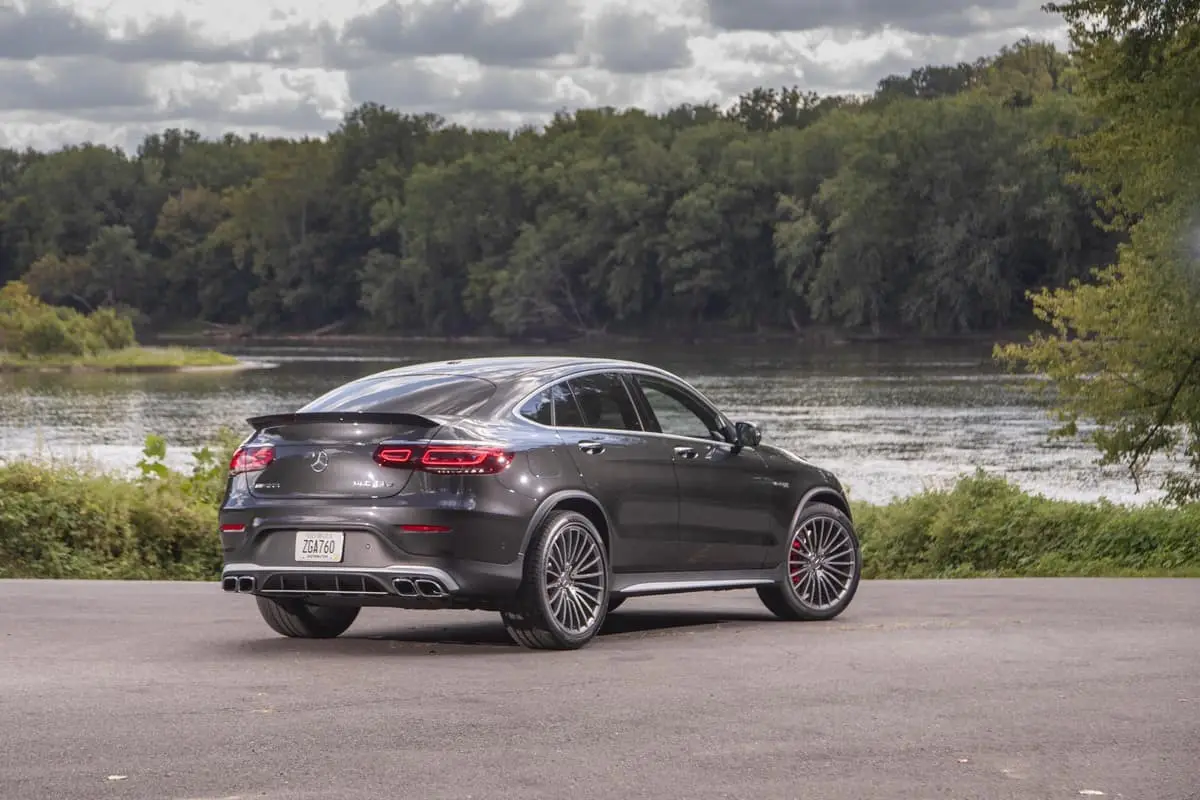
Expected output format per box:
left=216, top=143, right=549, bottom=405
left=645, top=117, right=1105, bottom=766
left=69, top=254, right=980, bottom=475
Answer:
left=217, top=504, right=532, bottom=605
left=220, top=557, right=525, bottom=608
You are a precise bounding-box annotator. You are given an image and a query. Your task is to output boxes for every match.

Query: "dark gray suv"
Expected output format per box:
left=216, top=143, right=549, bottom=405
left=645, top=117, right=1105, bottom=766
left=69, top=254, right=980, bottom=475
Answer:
left=218, top=356, right=861, bottom=649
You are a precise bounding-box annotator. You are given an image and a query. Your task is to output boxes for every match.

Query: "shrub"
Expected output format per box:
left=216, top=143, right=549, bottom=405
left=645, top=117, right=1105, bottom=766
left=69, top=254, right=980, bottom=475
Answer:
left=0, top=280, right=137, bottom=358
left=853, top=470, right=1200, bottom=578
left=0, top=430, right=243, bottom=580
left=1, top=444, right=1197, bottom=581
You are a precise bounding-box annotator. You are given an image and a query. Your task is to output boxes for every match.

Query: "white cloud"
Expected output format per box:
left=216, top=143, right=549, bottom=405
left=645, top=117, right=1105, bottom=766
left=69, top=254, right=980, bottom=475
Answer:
left=0, top=0, right=1069, bottom=151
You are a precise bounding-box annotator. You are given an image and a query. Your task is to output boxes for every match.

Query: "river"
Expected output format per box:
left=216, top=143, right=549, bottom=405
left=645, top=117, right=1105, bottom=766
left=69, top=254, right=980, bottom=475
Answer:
left=0, top=339, right=1164, bottom=505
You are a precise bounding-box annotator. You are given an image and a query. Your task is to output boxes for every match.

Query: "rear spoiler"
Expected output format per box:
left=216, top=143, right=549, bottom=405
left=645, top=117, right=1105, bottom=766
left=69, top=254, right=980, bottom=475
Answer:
left=246, top=411, right=442, bottom=430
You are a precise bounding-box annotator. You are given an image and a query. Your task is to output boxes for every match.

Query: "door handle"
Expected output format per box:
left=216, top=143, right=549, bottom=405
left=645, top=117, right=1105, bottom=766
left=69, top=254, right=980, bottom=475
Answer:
left=578, top=441, right=606, bottom=455
left=674, top=446, right=698, bottom=460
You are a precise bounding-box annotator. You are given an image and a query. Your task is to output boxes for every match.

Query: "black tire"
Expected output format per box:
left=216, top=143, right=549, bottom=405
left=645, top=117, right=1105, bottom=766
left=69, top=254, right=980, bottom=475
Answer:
left=607, top=596, right=626, bottom=613
left=757, top=502, right=861, bottom=621
left=501, top=510, right=611, bottom=650
left=255, top=596, right=361, bottom=639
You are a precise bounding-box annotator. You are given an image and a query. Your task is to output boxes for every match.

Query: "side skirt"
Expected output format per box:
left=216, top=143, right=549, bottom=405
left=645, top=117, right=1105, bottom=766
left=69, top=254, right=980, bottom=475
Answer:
left=611, top=569, right=780, bottom=598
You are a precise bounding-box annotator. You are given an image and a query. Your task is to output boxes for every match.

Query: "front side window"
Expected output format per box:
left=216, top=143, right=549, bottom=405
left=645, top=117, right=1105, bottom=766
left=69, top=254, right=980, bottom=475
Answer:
left=634, top=375, right=725, bottom=441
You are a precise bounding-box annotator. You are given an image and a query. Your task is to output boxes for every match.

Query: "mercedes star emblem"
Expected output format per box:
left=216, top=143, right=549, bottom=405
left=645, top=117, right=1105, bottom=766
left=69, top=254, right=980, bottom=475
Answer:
left=310, top=450, right=329, bottom=473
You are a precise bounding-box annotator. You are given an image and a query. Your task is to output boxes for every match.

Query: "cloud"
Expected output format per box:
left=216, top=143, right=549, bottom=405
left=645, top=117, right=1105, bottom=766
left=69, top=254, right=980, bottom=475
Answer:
left=0, top=0, right=1071, bottom=152
left=337, top=0, right=587, bottom=68
left=588, top=9, right=694, bottom=74
left=0, top=1, right=267, bottom=64
left=346, top=57, right=600, bottom=115
left=0, top=58, right=152, bottom=112
left=705, top=0, right=1063, bottom=38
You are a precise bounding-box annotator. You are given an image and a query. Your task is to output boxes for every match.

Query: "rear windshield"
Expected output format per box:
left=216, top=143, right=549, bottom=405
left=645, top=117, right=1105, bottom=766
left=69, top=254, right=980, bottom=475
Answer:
left=298, top=373, right=497, bottom=416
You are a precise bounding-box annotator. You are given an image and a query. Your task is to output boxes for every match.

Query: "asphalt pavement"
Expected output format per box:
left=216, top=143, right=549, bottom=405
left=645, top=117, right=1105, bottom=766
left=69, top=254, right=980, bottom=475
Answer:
left=1, top=578, right=1197, bottom=800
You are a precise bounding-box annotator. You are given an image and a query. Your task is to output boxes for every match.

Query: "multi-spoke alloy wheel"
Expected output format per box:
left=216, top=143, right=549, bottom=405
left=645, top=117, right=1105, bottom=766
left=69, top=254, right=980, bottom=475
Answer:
left=543, top=519, right=606, bottom=634
left=501, top=510, right=611, bottom=650
left=758, top=501, right=861, bottom=622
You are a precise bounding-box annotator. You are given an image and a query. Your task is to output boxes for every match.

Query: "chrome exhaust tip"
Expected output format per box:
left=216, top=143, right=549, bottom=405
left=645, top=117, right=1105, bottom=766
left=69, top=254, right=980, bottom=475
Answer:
left=237, top=576, right=255, bottom=593
left=221, top=576, right=238, bottom=592
left=414, top=578, right=446, bottom=598
left=392, top=578, right=418, bottom=597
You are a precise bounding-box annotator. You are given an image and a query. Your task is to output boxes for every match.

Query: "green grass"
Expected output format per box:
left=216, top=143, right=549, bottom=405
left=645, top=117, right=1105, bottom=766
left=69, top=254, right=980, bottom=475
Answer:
left=1, top=438, right=1197, bottom=581
left=0, top=345, right=241, bottom=371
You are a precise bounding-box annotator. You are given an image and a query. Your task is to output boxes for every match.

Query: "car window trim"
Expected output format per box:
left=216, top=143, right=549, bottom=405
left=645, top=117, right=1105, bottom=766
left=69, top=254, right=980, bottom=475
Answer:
left=510, top=366, right=735, bottom=447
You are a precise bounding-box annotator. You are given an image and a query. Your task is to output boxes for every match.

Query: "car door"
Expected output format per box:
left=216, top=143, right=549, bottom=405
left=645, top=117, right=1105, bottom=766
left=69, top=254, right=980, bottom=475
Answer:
left=626, top=372, right=776, bottom=571
left=546, top=372, right=682, bottom=574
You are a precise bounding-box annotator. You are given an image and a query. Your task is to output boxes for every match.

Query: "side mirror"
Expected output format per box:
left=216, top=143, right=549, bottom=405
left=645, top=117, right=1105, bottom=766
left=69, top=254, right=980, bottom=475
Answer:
left=733, top=421, right=762, bottom=448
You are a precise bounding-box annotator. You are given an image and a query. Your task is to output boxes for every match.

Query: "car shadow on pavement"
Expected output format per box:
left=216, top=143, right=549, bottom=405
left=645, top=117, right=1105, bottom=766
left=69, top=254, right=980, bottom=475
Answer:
left=218, top=608, right=777, bottom=657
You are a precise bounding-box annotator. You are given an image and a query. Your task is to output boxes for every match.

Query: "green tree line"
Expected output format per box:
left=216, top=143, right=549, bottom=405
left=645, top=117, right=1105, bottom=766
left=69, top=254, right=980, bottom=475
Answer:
left=0, top=38, right=1119, bottom=340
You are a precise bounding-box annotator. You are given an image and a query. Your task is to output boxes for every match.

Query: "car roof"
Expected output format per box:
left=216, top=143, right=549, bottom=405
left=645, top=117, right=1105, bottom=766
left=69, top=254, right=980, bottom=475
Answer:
left=362, top=355, right=674, bottom=386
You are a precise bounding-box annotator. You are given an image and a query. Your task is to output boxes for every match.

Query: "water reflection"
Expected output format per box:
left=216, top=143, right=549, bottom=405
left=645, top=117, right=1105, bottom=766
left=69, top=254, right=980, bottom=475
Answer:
left=0, top=339, right=1164, bottom=504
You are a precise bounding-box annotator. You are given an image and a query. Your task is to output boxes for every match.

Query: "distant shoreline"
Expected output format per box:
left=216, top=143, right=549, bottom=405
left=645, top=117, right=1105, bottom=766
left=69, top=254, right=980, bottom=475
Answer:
left=0, top=346, right=272, bottom=374
left=152, top=325, right=1038, bottom=350
left=0, top=361, right=263, bottom=374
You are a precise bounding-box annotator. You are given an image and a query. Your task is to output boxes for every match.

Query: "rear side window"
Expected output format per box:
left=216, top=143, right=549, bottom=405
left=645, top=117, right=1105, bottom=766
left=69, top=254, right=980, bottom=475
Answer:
left=518, top=389, right=553, bottom=425
left=567, top=373, right=642, bottom=431
left=299, top=373, right=496, bottom=416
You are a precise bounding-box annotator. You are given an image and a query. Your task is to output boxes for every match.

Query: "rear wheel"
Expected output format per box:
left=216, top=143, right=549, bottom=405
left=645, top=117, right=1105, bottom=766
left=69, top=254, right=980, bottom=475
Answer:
left=757, top=502, right=861, bottom=621
left=255, top=596, right=361, bottom=638
left=501, top=510, right=610, bottom=650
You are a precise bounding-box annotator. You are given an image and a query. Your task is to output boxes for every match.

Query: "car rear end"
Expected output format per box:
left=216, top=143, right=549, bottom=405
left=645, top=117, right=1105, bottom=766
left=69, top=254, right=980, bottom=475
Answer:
left=217, top=372, right=544, bottom=609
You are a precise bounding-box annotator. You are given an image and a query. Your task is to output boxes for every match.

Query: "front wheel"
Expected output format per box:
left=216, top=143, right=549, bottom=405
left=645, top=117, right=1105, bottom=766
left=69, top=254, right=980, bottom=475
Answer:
left=501, top=510, right=611, bottom=650
left=255, top=596, right=361, bottom=638
left=757, top=502, right=861, bottom=621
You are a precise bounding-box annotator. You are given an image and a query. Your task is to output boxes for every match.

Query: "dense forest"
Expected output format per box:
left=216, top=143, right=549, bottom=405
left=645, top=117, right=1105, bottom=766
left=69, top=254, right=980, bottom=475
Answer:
left=0, top=38, right=1122, bottom=340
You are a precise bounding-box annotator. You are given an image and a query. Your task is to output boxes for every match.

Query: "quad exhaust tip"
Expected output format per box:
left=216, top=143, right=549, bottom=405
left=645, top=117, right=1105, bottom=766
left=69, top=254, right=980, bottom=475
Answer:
left=414, top=578, right=447, bottom=598
left=222, top=576, right=256, bottom=593
left=237, top=576, right=255, bottom=593
left=393, top=577, right=447, bottom=598
left=222, top=576, right=237, bottom=592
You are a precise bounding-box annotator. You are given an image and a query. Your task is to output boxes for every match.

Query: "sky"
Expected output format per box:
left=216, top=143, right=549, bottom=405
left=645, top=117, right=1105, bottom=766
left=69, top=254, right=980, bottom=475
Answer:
left=0, top=0, right=1070, bottom=152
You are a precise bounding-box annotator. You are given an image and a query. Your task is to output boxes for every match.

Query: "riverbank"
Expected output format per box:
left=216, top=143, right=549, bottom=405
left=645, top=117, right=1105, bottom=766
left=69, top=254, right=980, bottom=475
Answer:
left=153, top=321, right=1039, bottom=350
left=0, top=345, right=248, bottom=373
left=1, top=444, right=1195, bottom=581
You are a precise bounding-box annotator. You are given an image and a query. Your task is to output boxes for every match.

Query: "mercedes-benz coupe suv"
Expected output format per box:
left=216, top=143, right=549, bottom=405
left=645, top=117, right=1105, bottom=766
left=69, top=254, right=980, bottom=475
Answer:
left=218, top=356, right=862, bottom=649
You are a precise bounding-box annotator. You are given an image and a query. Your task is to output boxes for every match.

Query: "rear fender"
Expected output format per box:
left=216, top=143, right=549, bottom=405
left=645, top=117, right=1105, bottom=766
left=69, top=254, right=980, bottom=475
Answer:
left=518, top=490, right=616, bottom=563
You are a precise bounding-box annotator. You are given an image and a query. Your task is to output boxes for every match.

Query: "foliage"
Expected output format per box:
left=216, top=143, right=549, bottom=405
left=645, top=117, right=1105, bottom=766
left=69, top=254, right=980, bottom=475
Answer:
left=3, top=453, right=1197, bottom=580
left=852, top=470, right=1200, bottom=578
left=0, top=280, right=136, bottom=357
left=996, top=1, right=1200, bottom=502
left=0, top=39, right=1116, bottom=340
left=0, top=431, right=242, bottom=580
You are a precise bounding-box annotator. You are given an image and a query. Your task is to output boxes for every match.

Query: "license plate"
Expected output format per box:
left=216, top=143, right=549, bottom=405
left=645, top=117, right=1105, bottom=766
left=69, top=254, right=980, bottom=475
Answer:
left=294, top=531, right=344, bottom=562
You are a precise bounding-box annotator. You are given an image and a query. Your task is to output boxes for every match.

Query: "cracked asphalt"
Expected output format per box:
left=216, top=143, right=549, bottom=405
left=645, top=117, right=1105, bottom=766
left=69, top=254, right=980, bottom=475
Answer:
left=1, top=578, right=1197, bottom=800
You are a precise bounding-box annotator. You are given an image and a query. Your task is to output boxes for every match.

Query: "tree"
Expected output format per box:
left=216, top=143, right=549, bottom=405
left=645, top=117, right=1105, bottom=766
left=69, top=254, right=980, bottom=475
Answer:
left=996, top=0, right=1200, bottom=502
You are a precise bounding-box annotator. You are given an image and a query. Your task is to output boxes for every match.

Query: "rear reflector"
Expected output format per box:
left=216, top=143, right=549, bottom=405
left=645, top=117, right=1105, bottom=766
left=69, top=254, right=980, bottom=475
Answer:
left=220, top=523, right=246, bottom=533
left=400, top=524, right=452, bottom=533
left=230, top=445, right=275, bottom=474
left=373, top=443, right=513, bottom=475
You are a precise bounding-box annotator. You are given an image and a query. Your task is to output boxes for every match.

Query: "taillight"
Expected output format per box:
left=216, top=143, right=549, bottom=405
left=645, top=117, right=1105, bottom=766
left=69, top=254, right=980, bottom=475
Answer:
left=374, top=447, right=413, bottom=466
left=229, top=444, right=274, bottom=474
left=373, top=443, right=513, bottom=475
